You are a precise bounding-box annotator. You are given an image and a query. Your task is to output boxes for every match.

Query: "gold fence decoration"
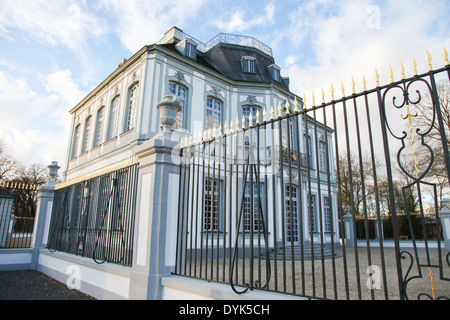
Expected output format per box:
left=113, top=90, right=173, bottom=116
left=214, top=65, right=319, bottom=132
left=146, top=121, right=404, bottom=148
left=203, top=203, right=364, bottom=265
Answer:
left=0, top=181, right=38, bottom=190
left=55, top=155, right=139, bottom=190
left=178, top=47, right=449, bottom=150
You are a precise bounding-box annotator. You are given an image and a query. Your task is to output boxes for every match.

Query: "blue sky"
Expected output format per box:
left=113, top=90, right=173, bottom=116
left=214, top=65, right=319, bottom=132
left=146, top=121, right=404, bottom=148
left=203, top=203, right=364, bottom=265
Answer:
left=0, top=0, right=449, bottom=172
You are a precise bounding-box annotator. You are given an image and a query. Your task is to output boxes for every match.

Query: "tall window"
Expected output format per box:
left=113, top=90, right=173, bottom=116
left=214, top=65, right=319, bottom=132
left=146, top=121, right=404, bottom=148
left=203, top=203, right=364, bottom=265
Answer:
left=242, top=106, right=259, bottom=127
left=319, top=141, right=327, bottom=172
left=324, top=197, right=332, bottom=233
left=126, top=84, right=139, bottom=131
left=108, top=96, right=120, bottom=140
left=81, top=116, right=92, bottom=154
left=94, top=107, right=104, bottom=147
left=206, top=97, right=222, bottom=130
left=169, top=82, right=187, bottom=130
left=308, top=195, right=316, bottom=233
left=304, top=134, right=314, bottom=167
left=71, top=124, right=81, bottom=159
left=243, top=184, right=264, bottom=232
left=285, top=185, right=299, bottom=242
left=204, top=178, right=220, bottom=232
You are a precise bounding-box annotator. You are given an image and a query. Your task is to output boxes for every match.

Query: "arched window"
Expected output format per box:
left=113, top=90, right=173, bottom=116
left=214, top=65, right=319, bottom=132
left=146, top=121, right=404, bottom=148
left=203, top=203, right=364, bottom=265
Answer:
left=205, top=97, right=222, bottom=130
left=126, top=83, right=139, bottom=131
left=81, top=116, right=92, bottom=154
left=169, top=82, right=187, bottom=130
left=319, top=140, right=327, bottom=172
left=71, top=124, right=81, bottom=159
left=108, top=96, right=120, bottom=140
left=242, top=105, right=259, bottom=127
left=94, top=107, right=105, bottom=147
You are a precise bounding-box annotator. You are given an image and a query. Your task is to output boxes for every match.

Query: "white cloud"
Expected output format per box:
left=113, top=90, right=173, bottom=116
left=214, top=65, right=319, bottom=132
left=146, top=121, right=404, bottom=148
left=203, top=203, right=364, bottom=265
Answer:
left=0, top=0, right=107, bottom=50
left=0, top=69, right=83, bottom=169
left=281, top=0, right=450, bottom=100
left=99, top=0, right=207, bottom=53
left=215, top=1, right=276, bottom=33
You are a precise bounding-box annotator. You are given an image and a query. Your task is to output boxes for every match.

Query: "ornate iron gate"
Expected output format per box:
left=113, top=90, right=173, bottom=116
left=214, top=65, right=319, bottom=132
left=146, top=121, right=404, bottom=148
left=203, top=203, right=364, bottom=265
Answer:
left=175, top=50, right=450, bottom=300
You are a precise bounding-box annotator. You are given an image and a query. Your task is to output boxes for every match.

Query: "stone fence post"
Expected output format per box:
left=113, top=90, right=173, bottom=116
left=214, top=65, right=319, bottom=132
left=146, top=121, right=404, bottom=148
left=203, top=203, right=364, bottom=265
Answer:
left=343, top=205, right=355, bottom=248
left=440, top=199, right=450, bottom=250
left=31, top=161, right=60, bottom=268
left=128, top=96, right=182, bottom=300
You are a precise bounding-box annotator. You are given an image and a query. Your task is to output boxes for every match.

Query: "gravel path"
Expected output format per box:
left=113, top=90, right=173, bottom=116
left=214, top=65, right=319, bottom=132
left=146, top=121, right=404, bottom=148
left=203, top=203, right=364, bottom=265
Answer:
left=0, top=270, right=96, bottom=300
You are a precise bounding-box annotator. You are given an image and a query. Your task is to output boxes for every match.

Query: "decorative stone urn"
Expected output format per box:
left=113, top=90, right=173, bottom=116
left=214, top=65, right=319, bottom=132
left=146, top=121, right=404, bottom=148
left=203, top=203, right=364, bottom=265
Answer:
left=156, top=95, right=181, bottom=132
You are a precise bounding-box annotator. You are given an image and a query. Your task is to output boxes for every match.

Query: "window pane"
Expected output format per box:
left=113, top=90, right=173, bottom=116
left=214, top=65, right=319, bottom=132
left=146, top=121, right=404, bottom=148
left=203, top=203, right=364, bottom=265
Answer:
left=206, top=97, right=221, bottom=130
left=126, top=84, right=138, bottom=131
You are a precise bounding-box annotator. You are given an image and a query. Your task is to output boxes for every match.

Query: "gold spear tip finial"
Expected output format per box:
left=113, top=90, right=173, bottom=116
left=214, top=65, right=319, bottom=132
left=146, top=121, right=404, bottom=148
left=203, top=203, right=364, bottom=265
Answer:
left=321, top=88, right=325, bottom=104
left=362, top=76, right=367, bottom=91
left=263, top=108, right=267, bottom=122
left=303, top=94, right=307, bottom=109
left=286, top=99, right=290, bottom=114
left=412, top=57, right=418, bottom=76
left=341, top=81, right=345, bottom=97
left=242, top=115, right=246, bottom=129
left=294, top=96, right=299, bottom=112
left=312, top=92, right=315, bottom=106
left=374, top=68, right=380, bottom=87
left=270, top=105, right=275, bottom=119
left=443, top=46, right=449, bottom=66
left=389, top=65, right=395, bottom=83
left=425, top=50, right=433, bottom=71
left=256, top=108, right=260, bottom=124
left=330, top=83, right=335, bottom=100
left=400, top=61, right=406, bottom=80
left=351, top=77, right=356, bottom=94
left=277, top=102, right=282, bottom=117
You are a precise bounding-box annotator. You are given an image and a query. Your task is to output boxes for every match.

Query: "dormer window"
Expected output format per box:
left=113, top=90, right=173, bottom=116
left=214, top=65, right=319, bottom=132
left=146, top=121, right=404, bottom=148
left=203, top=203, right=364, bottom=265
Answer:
left=268, top=64, right=281, bottom=82
left=241, top=56, right=256, bottom=73
left=175, top=38, right=197, bottom=60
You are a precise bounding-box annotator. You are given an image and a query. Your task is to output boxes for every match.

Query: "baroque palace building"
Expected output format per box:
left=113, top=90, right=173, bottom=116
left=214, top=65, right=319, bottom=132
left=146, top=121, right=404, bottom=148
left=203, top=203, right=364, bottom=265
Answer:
left=63, top=26, right=339, bottom=249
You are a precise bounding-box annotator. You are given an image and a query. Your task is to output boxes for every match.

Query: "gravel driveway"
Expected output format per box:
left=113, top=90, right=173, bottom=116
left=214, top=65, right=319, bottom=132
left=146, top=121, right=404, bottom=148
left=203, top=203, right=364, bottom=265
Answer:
left=0, top=270, right=96, bottom=300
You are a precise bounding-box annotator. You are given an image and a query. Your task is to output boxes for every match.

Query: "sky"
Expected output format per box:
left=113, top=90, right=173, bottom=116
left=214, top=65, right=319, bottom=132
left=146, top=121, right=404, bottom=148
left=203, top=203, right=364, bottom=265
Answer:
left=0, top=0, right=449, bottom=174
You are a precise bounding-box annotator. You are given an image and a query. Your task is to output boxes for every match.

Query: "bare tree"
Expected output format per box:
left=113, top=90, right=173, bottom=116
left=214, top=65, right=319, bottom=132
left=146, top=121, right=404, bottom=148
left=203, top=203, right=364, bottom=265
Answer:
left=411, top=80, right=450, bottom=205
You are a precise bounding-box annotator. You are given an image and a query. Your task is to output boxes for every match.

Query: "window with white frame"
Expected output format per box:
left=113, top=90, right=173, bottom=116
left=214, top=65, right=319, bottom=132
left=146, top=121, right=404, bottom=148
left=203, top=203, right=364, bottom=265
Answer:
left=319, top=140, right=327, bottom=172
left=169, top=82, right=187, bottom=130
left=243, top=183, right=264, bottom=232
left=241, top=56, right=256, bottom=73
left=185, top=41, right=197, bottom=60
left=242, top=106, right=259, bottom=127
left=108, top=96, right=120, bottom=140
left=81, top=116, right=92, bottom=154
left=71, top=124, right=81, bottom=159
left=324, top=196, right=332, bottom=233
left=285, top=185, right=299, bottom=242
left=126, top=83, right=139, bottom=131
left=204, top=177, right=220, bottom=232
left=206, top=97, right=222, bottom=130
left=94, top=107, right=104, bottom=147
left=304, top=134, right=314, bottom=168
left=308, top=195, right=316, bottom=233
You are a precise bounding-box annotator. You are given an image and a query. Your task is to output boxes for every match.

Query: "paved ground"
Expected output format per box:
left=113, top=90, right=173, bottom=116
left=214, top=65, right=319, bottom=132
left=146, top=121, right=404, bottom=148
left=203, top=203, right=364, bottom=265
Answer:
left=0, top=270, right=96, bottom=300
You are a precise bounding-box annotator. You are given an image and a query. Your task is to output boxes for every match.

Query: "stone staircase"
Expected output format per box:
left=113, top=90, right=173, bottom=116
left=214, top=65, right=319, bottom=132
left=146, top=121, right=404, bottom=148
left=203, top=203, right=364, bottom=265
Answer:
left=265, top=244, right=342, bottom=261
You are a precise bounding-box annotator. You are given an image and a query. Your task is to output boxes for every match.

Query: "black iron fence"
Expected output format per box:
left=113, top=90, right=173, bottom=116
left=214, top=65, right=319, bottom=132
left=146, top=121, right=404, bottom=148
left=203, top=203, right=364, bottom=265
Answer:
left=0, top=182, right=38, bottom=248
left=47, top=161, right=138, bottom=266
left=175, top=56, right=450, bottom=300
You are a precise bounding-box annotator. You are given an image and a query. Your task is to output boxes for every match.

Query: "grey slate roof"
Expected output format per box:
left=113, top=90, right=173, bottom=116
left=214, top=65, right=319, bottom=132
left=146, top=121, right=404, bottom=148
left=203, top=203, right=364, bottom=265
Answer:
left=159, top=42, right=289, bottom=91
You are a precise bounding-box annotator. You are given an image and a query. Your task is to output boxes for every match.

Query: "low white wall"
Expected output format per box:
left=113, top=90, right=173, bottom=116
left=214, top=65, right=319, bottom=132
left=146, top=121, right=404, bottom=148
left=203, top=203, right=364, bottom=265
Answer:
left=0, top=249, right=33, bottom=270
left=36, top=249, right=131, bottom=300
left=161, top=275, right=305, bottom=300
